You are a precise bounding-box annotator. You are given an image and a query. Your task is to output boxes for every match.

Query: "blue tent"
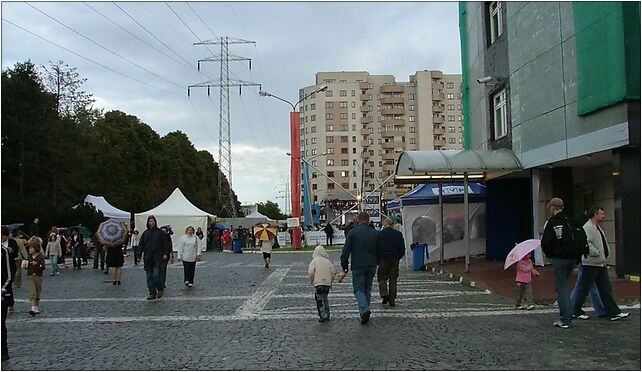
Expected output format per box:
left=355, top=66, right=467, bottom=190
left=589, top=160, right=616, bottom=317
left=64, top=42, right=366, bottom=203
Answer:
left=387, top=183, right=486, bottom=209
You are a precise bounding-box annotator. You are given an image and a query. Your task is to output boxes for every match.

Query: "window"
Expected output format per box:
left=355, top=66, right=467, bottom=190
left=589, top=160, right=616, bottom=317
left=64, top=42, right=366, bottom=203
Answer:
left=341, top=183, right=349, bottom=189
left=409, top=105, right=415, bottom=111
left=447, top=82, right=454, bottom=89
left=457, top=104, right=462, bottom=110
left=327, top=171, right=335, bottom=177
left=312, top=184, right=317, bottom=190
left=310, top=103, right=316, bottom=110
left=458, top=115, right=463, bottom=121
left=340, top=124, right=348, bottom=131
left=311, top=160, right=317, bottom=166
left=341, top=159, right=349, bottom=166
left=341, top=148, right=348, bottom=154
left=311, top=138, right=317, bottom=144
left=369, top=150, right=374, bottom=156
left=352, top=125, right=356, bottom=131
left=326, top=148, right=334, bottom=154
left=493, top=89, right=508, bottom=139
left=340, top=90, right=347, bottom=97
left=328, top=183, right=335, bottom=189
left=352, top=136, right=357, bottom=142
left=409, top=127, right=416, bottom=133
left=408, top=94, right=415, bottom=100
left=325, top=90, right=333, bottom=97
left=326, top=136, right=334, bottom=143
left=409, top=138, right=416, bottom=144
left=340, top=113, right=348, bottom=120
left=447, top=104, right=455, bottom=110
left=352, top=148, right=357, bottom=154
left=448, top=115, right=455, bottom=122
left=311, top=115, right=316, bottom=121
left=458, top=127, right=463, bottom=133
left=409, top=116, right=415, bottom=122
left=489, top=1, right=503, bottom=44
left=351, top=90, right=355, bottom=96
left=448, top=126, right=456, bottom=133
left=351, top=102, right=356, bottom=108
left=353, top=183, right=357, bottom=189
left=326, top=125, right=334, bottom=131
left=325, top=102, right=333, bottom=109
left=340, top=136, right=349, bottom=143
left=449, top=138, right=456, bottom=144
left=311, top=126, right=316, bottom=133
left=326, top=113, right=333, bottom=120
left=311, top=149, right=317, bottom=156
left=447, top=93, right=455, bottom=100
left=340, top=101, right=348, bottom=108
left=326, top=159, right=334, bottom=166
left=352, top=113, right=356, bottom=119
left=368, top=83, right=373, bottom=89
left=458, top=137, right=464, bottom=143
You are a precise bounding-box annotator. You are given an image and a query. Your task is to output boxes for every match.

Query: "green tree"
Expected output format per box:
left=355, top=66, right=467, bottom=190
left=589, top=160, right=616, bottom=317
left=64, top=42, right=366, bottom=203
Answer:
left=40, top=60, right=95, bottom=118
left=257, top=200, right=288, bottom=220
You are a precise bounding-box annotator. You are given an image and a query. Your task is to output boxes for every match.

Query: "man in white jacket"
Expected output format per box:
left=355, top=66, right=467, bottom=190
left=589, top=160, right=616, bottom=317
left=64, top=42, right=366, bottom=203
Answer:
left=571, top=207, right=629, bottom=321
left=308, top=245, right=335, bottom=322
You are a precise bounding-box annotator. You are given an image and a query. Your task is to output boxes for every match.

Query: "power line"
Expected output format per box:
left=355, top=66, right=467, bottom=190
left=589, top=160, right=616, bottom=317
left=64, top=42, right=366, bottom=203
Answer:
left=186, top=2, right=218, bottom=39
left=26, top=3, right=187, bottom=92
left=1, top=17, right=184, bottom=98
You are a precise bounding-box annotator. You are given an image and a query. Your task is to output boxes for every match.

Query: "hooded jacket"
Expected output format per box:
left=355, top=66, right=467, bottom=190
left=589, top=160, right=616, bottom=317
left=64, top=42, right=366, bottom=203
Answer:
left=308, top=245, right=335, bottom=287
left=139, top=216, right=168, bottom=266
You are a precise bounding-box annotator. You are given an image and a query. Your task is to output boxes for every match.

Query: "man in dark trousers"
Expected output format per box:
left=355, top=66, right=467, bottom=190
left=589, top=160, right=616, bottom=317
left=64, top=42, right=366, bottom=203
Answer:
left=139, top=216, right=168, bottom=300
left=2, top=226, right=17, bottom=360
left=159, top=226, right=174, bottom=291
left=377, top=218, right=406, bottom=307
left=340, top=212, right=384, bottom=324
left=323, top=223, right=334, bottom=246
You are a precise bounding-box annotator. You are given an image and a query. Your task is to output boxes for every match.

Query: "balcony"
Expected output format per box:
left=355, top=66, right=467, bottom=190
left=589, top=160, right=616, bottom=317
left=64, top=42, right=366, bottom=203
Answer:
left=380, top=97, right=404, bottom=104
left=381, top=130, right=405, bottom=137
left=360, top=117, right=370, bottom=124
left=434, top=138, right=447, bottom=147
left=433, top=115, right=445, bottom=124
left=431, top=71, right=443, bottom=79
left=360, top=94, right=371, bottom=101
left=433, top=93, right=444, bottom=101
left=360, top=140, right=370, bottom=147
left=380, top=85, right=404, bottom=93
left=431, top=81, right=444, bottom=90
left=360, top=128, right=370, bottom=135
left=432, top=103, right=445, bottom=112
left=359, top=82, right=369, bottom=90
left=382, top=141, right=404, bottom=149
left=381, top=108, right=404, bottom=115
left=360, top=106, right=372, bottom=112
left=381, top=119, right=405, bottom=126
left=382, top=152, right=398, bottom=161
left=433, top=126, right=446, bottom=135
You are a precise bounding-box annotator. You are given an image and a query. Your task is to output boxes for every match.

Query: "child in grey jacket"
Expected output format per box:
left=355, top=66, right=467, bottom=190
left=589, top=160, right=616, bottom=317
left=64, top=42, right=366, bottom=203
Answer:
left=308, top=245, right=336, bottom=322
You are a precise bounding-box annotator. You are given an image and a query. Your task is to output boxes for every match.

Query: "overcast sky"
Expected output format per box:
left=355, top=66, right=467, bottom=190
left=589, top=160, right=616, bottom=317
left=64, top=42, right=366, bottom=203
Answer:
left=1, top=1, right=462, bottom=213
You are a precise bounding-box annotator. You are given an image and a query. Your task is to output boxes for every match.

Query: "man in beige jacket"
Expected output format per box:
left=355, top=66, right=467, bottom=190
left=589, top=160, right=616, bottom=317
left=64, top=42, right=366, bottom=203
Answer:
left=571, top=207, right=629, bottom=321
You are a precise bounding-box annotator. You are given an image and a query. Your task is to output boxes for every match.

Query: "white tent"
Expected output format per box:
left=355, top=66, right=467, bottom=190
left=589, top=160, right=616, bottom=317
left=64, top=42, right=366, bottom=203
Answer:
left=134, top=188, right=214, bottom=250
left=84, top=195, right=131, bottom=222
left=245, top=211, right=275, bottom=222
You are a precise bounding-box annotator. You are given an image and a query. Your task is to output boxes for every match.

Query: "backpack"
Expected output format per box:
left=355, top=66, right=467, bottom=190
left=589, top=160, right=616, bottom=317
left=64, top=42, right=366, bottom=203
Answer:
left=563, top=217, right=589, bottom=259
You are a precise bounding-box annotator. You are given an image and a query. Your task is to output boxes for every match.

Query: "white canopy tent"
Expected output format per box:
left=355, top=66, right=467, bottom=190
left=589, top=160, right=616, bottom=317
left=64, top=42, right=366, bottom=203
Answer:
left=84, top=195, right=131, bottom=222
left=134, top=188, right=214, bottom=250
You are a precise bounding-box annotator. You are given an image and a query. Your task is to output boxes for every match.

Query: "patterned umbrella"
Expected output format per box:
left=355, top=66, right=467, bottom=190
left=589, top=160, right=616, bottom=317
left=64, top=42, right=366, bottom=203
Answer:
left=253, top=223, right=277, bottom=241
left=504, top=239, right=541, bottom=270
left=96, top=219, right=128, bottom=248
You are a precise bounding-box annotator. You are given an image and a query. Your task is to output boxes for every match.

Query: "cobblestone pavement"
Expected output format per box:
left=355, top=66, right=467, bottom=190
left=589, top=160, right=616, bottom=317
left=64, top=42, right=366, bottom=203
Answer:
left=2, top=251, right=640, bottom=370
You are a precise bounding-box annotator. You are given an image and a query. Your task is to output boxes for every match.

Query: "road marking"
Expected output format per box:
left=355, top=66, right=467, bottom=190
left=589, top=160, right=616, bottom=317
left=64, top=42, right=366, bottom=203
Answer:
left=234, top=268, right=289, bottom=318
left=8, top=305, right=638, bottom=324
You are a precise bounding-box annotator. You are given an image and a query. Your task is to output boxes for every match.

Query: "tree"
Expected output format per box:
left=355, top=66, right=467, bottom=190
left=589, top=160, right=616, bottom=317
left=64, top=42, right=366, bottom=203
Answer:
left=40, top=60, right=95, bottom=118
left=257, top=201, right=288, bottom=220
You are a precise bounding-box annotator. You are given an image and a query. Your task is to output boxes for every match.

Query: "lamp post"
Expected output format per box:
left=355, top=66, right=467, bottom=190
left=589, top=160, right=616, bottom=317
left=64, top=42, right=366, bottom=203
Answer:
left=259, top=85, right=328, bottom=249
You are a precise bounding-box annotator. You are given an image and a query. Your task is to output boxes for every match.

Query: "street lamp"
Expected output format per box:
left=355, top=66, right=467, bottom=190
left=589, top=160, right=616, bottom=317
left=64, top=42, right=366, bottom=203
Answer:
left=259, top=85, right=328, bottom=249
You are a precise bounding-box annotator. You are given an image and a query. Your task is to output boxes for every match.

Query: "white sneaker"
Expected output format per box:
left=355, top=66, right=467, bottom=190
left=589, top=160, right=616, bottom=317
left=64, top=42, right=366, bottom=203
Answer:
left=610, top=312, right=630, bottom=321
left=553, top=321, right=570, bottom=329
left=573, top=314, right=590, bottom=320
left=526, top=304, right=535, bottom=310
left=187, top=283, right=194, bottom=287
left=184, top=281, right=190, bottom=286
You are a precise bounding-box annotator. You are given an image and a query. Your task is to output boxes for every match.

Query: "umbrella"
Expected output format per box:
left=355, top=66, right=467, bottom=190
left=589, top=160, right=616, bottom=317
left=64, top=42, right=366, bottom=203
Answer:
left=504, top=239, right=541, bottom=270
left=212, top=223, right=226, bottom=230
left=96, top=219, right=129, bottom=248
left=6, top=223, right=24, bottom=234
left=254, top=223, right=277, bottom=241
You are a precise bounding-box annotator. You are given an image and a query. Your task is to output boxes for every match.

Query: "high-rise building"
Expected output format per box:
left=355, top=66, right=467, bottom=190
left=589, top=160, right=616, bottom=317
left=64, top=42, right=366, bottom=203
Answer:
left=299, top=70, right=463, bottom=214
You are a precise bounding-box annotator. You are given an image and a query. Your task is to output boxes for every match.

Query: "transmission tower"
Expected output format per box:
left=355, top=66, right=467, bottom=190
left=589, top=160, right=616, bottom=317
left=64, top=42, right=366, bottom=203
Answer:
left=188, top=36, right=260, bottom=218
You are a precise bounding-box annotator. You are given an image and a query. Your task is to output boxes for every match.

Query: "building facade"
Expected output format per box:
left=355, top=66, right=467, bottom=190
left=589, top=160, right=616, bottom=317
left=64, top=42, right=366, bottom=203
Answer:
left=299, top=70, right=463, bottom=217
left=460, top=1, right=640, bottom=276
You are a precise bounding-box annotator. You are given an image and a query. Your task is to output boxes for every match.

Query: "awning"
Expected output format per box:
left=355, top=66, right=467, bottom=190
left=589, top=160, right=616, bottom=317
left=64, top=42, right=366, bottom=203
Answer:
left=394, top=149, right=522, bottom=183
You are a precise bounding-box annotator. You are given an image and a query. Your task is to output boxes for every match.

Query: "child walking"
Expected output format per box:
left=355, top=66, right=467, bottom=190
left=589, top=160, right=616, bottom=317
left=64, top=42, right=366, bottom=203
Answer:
left=26, top=237, right=46, bottom=316
left=515, top=254, right=539, bottom=310
left=307, top=244, right=335, bottom=322
left=45, top=233, right=61, bottom=276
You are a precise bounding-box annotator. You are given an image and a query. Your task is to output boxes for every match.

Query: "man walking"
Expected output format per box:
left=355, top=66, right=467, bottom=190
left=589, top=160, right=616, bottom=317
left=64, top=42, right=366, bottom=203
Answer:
left=159, top=226, right=174, bottom=291
left=541, top=197, right=581, bottom=329
left=340, top=212, right=384, bottom=324
left=572, top=207, right=629, bottom=321
left=139, top=216, right=168, bottom=300
left=323, top=223, right=334, bottom=246
left=377, top=218, right=405, bottom=307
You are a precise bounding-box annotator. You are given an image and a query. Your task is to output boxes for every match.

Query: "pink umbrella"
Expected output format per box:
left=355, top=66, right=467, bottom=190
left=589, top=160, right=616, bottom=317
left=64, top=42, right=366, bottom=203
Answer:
left=504, top=239, right=541, bottom=270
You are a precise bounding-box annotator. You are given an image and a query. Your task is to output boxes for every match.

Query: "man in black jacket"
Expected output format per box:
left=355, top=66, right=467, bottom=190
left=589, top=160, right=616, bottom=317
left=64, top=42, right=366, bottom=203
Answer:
left=340, top=212, right=384, bottom=324
left=377, top=218, right=405, bottom=307
left=139, top=216, right=168, bottom=300
left=323, top=223, right=334, bottom=246
left=159, top=225, right=174, bottom=291
left=541, top=197, right=579, bottom=329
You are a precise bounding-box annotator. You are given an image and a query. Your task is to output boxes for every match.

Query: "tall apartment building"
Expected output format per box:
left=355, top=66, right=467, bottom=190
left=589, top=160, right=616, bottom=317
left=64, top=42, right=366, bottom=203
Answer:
left=299, top=70, right=463, bottom=207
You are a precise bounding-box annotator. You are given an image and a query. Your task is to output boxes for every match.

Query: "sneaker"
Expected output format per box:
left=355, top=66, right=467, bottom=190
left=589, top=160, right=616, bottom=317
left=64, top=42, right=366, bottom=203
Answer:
left=361, top=310, right=371, bottom=324
left=553, top=321, right=570, bottom=329
left=28, top=310, right=36, bottom=317
left=526, top=304, right=535, bottom=310
left=573, top=314, right=590, bottom=320
left=185, top=281, right=190, bottom=287
left=187, top=283, right=193, bottom=287
left=156, top=290, right=164, bottom=299
left=610, top=312, right=630, bottom=321
left=515, top=305, right=526, bottom=310
left=146, top=294, right=157, bottom=301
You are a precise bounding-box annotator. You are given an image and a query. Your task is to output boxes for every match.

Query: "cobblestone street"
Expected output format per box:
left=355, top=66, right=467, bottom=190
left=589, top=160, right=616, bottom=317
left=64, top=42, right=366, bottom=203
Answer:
left=2, top=251, right=640, bottom=370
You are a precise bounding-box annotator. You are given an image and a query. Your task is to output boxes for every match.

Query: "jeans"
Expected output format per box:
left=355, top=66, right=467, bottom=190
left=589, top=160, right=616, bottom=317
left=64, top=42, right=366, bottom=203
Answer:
left=315, top=285, right=331, bottom=320
left=571, top=264, right=606, bottom=316
left=182, top=261, right=196, bottom=284
left=572, top=265, right=622, bottom=317
left=377, top=259, right=400, bottom=302
left=351, top=267, right=376, bottom=317
left=93, top=248, right=105, bottom=270
left=325, top=234, right=333, bottom=246
left=160, top=260, right=169, bottom=289
left=551, top=258, right=577, bottom=325
left=145, top=261, right=163, bottom=295
left=49, top=255, right=59, bottom=275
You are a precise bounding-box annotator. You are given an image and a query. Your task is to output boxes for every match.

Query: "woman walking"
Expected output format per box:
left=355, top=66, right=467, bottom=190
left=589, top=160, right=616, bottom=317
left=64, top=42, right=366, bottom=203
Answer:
left=70, top=228, right=84, bottom=270
left=130, top=229, right=141, bottom=265
left=44, top=233, right=61, bottom=276
left=177, top=226, right=202, bottom=287
left=25, top=237, right=46, bottom=316
left=105, top=242, right=124, bottom=285
left=260, top=237, right=274, bottom=269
